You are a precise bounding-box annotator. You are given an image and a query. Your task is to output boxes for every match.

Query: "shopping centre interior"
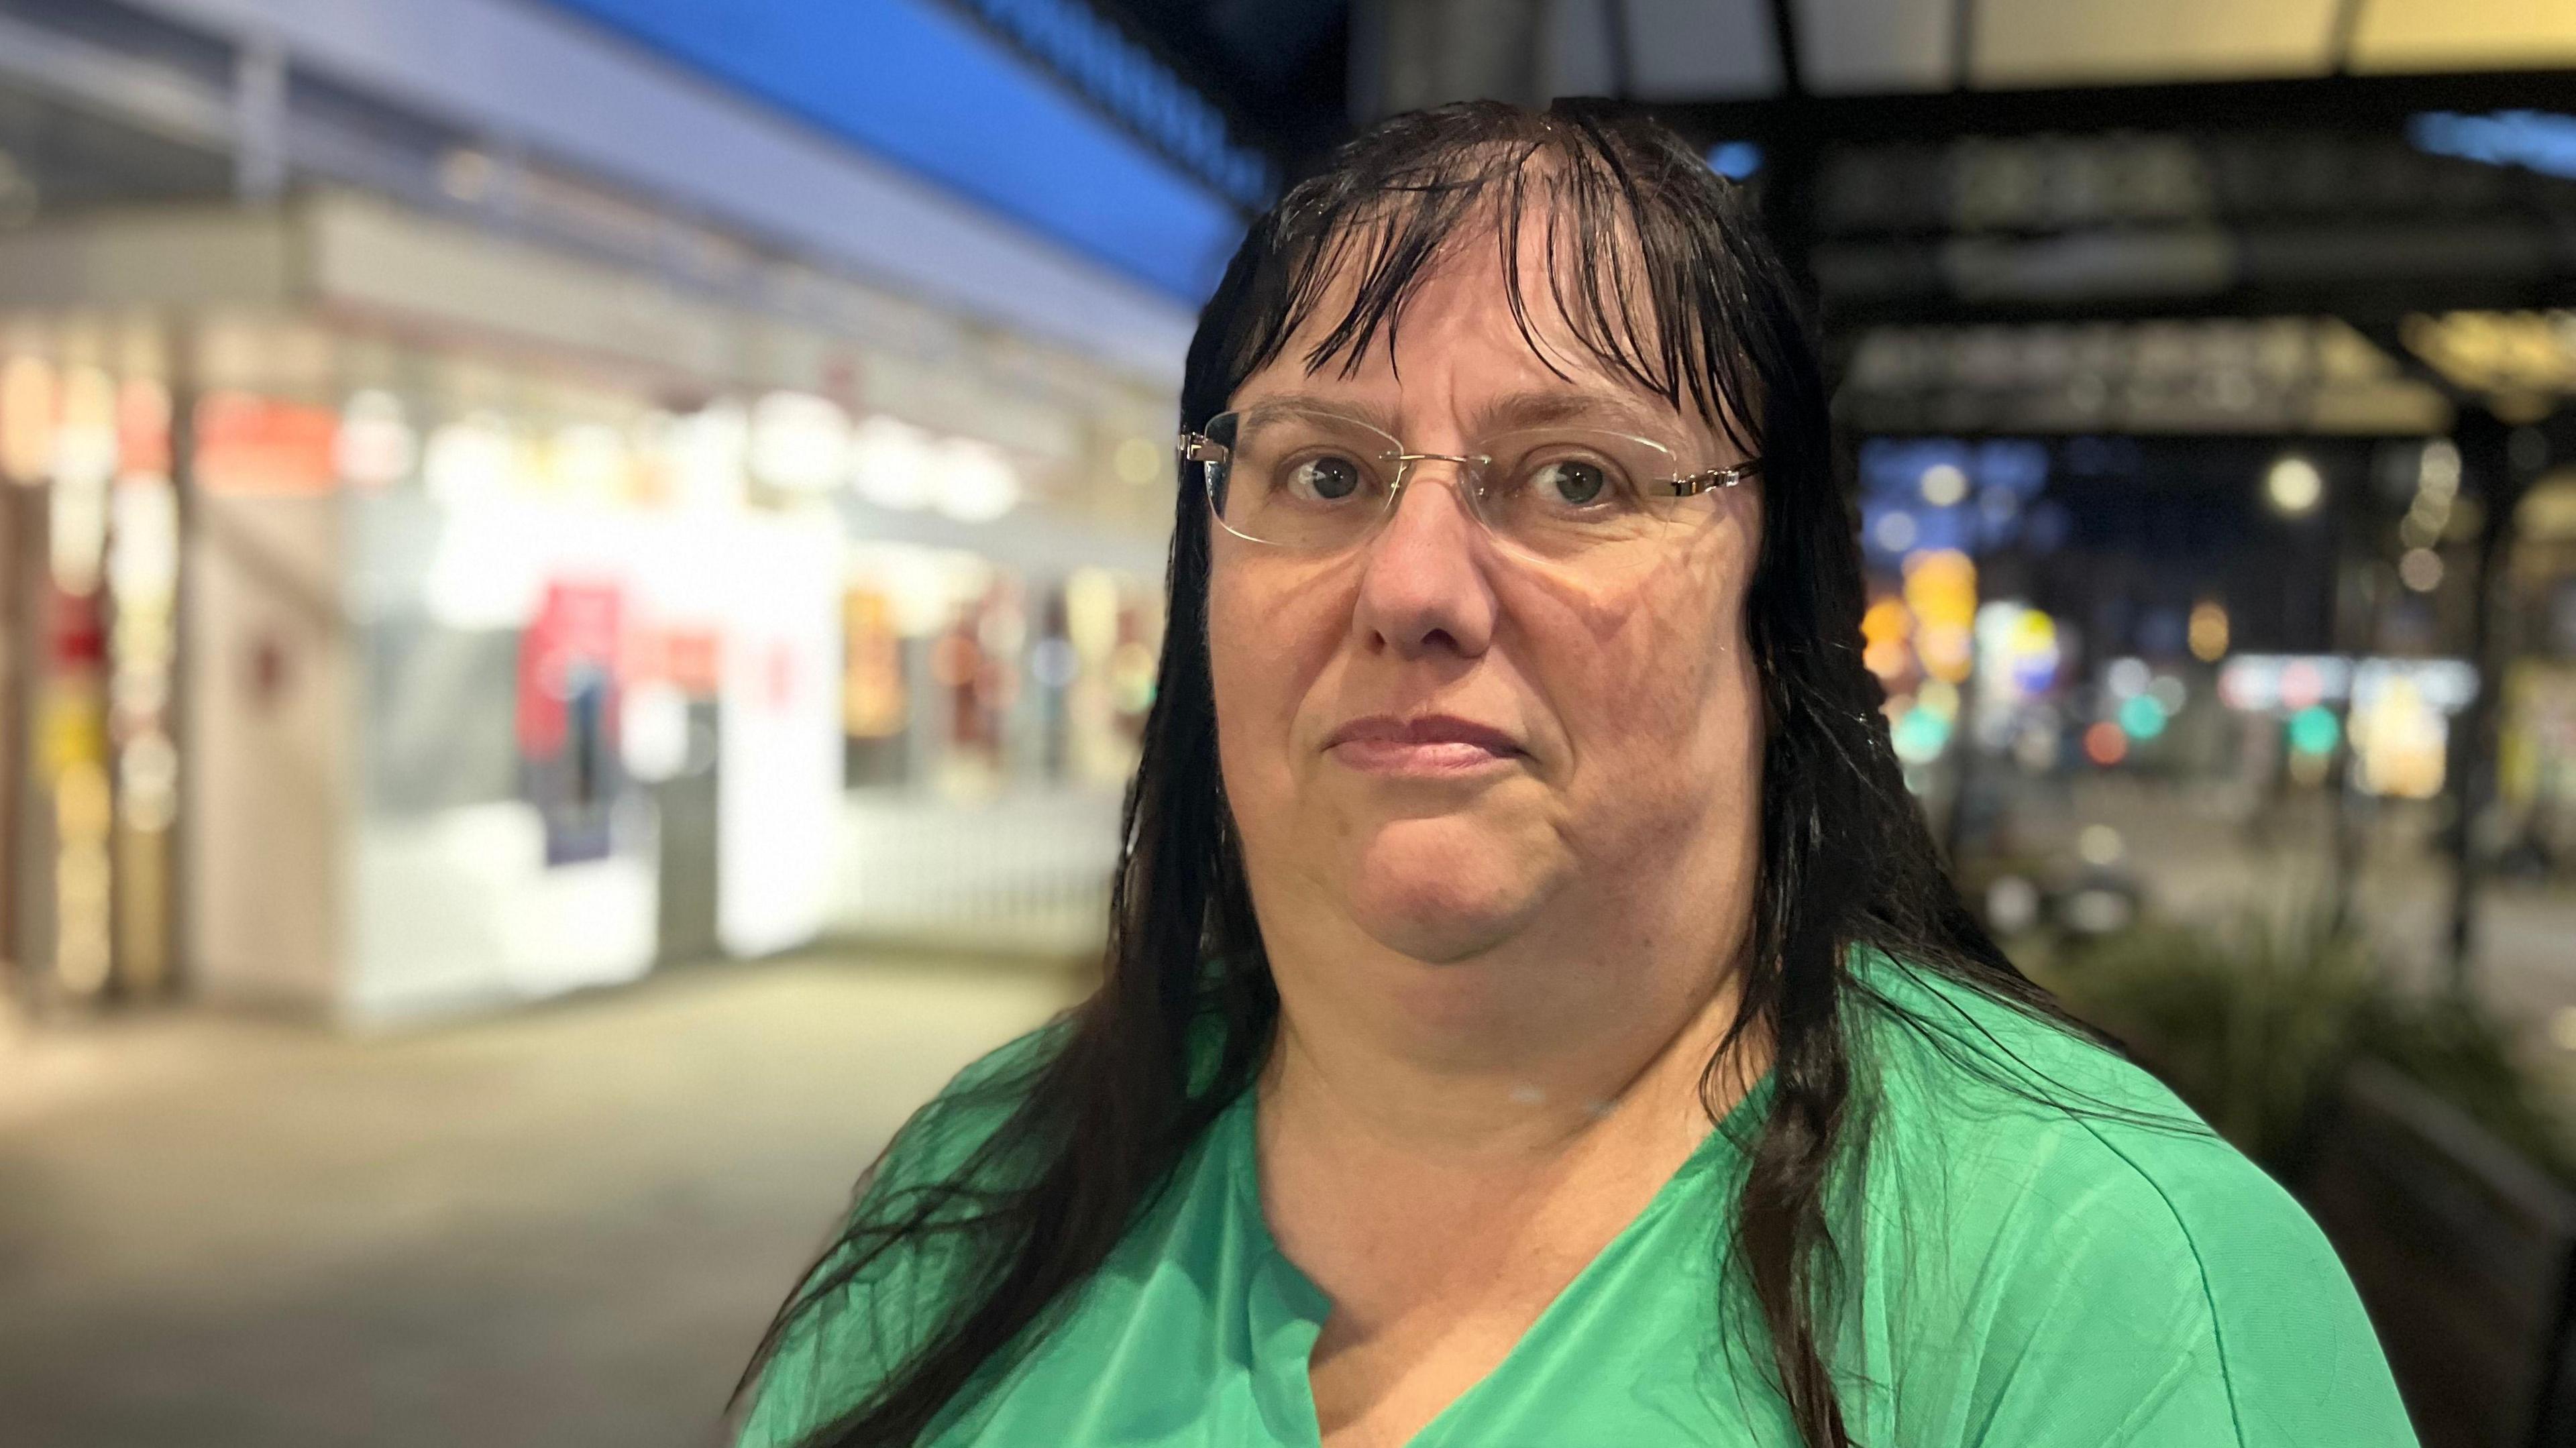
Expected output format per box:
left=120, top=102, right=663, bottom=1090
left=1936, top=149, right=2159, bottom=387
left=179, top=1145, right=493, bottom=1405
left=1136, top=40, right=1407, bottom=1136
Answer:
left=3, top=2, right=2576, bottom=1445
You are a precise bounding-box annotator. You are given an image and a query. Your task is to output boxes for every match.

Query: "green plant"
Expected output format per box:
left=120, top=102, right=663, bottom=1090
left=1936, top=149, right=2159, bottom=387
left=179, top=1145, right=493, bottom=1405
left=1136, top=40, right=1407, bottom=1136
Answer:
left=2351, top=992, right=2576, bottom=1180
left=2031, top=904, right=2575, bottom=1181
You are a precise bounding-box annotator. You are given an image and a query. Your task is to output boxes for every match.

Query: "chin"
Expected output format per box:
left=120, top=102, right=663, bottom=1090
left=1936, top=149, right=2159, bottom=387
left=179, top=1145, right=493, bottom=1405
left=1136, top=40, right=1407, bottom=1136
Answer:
left=1339, top=818, right=1554, bottom=962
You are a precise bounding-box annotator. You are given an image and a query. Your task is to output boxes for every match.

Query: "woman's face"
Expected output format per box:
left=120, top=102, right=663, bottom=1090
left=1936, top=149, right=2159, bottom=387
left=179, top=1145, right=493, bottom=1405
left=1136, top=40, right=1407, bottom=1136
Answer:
left=1207, top=231, right=1768, bottom=970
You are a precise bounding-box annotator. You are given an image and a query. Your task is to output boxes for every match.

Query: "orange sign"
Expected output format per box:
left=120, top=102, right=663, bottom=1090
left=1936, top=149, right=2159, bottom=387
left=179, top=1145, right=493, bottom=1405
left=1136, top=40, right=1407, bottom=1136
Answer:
left=194, top=391, right=337, bottom=496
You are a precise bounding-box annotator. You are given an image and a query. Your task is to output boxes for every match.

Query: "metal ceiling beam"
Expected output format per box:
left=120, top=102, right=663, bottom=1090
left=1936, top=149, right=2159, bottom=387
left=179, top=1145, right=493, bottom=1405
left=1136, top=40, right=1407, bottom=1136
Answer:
left=1603, top=0, right=1631, bottom=101
left=2326, top=0, right=2367, bottom=76
left=1764, top=0, right=1803, bottom=99
left=1813, top=268, right=2576, bottom=331
left=1658, top=68, right=2576, bottom=145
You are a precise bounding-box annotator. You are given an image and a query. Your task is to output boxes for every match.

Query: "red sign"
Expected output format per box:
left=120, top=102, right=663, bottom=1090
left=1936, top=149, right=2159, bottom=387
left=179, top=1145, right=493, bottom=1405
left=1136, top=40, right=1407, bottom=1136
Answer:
left=516, top=579, right=624, bottom=758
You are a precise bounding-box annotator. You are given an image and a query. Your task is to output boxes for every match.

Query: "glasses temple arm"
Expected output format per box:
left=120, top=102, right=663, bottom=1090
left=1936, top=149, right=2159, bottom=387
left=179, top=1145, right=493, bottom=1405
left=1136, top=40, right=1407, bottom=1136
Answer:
left=1660, top=459, right=1762, bottom=498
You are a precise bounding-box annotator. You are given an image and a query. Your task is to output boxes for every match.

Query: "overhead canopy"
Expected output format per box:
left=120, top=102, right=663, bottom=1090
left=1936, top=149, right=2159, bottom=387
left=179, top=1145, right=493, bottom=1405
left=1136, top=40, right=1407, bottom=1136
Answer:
left=99, top=0, right=1208, bottom=378
left=1545, top=0, right=2576, bottom=98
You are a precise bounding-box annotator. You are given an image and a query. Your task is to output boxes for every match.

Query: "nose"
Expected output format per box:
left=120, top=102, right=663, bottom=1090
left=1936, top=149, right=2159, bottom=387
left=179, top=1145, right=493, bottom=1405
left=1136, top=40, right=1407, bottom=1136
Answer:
left=1349, top=459, right=1497, bottom=661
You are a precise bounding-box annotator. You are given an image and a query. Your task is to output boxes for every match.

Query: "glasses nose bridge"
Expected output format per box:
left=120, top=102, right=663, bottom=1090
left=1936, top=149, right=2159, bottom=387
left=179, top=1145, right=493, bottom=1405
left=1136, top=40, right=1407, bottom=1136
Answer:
left=1390, top=449, right=1487, bottom=476
left=1377, top=451, right=1495, bottom=549
left=1385, top=448, right=1492, bottom=516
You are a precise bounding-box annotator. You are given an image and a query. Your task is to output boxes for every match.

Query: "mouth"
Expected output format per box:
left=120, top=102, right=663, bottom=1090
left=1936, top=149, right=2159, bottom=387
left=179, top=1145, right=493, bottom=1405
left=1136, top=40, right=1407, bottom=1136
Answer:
left=1324, top=714, right=1524, bottom=777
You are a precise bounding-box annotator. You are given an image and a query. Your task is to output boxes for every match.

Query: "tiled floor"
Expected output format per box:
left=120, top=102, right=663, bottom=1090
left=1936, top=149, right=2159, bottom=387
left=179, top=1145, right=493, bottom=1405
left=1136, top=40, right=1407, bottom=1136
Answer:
left=0, top=953, right=1077, bottom=1448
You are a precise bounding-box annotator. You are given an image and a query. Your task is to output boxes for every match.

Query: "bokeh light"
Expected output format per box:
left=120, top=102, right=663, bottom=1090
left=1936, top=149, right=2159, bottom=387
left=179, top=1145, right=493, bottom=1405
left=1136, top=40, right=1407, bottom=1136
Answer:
left=1902, top=550, right=1978, bottom=685
left=2188, top=600, right=2229, bottom=661
left=2265, top=453, right=2324, bottom=515
left=2288, top=705, right=2342, bottom=756
left=2082, top=720, right=2129, bottom=765
left=2399, top=547, right=2445, bottom=592
left=1892, top=705, right=1953, bottom=763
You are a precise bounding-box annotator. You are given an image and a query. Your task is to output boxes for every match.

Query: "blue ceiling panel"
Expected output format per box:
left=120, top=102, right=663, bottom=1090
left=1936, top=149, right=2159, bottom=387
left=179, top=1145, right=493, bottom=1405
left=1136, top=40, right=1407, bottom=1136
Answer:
left=545, top=0, right=1245, bottom=302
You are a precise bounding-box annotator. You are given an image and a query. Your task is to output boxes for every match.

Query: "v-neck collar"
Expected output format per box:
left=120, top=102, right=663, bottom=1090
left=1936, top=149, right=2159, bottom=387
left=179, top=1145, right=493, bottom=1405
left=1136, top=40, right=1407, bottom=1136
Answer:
left=1222, top=1070, right=1776, bottom=1447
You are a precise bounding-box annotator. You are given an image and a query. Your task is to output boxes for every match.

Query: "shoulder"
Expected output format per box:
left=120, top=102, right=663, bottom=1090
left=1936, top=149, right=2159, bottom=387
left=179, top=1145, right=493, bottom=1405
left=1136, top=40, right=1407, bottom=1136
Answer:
left=1849, top=946, right=2279, bottom=1225
left=735, top=1022, right=1073, bottom=1448
left=1845, top=950, right=2413, bottom=1445
left=1847, top=947, right=2329, bottom=1282
left=871, top=1018, right=1074, bottom=1200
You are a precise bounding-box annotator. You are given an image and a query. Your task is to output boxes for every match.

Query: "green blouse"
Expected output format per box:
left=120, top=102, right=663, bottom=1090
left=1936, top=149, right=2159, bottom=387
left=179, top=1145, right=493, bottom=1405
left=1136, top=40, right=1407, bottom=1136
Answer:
left=741, top=954, right=2418, bottom=1447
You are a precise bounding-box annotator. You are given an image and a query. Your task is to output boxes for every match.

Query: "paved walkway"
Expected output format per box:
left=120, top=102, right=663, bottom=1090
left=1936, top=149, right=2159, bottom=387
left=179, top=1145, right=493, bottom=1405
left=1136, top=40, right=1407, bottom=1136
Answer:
left=5, top=811, right=2563, bottom=1448
left=0, top=953, right=1077, bottom=1448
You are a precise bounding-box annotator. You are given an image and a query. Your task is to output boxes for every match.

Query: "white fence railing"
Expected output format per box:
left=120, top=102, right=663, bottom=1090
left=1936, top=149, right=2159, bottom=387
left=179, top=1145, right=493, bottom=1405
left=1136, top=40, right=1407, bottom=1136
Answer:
left=830, top=788, right=1124, bottom=956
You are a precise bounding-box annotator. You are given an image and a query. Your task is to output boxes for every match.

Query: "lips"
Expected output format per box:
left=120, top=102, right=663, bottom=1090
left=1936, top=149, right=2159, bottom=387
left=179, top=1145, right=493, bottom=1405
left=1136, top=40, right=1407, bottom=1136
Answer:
left=1324, top=714, right=1523, bottom=757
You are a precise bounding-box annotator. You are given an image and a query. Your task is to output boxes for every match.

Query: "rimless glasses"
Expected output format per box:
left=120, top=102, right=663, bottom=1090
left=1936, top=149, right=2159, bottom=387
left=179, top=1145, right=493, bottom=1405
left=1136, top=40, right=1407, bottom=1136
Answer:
left=1179, top=401, right=1757, bottom=567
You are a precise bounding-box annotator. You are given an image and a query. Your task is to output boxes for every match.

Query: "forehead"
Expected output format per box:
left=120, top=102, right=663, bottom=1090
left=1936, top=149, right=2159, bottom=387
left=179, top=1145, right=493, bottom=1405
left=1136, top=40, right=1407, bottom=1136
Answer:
left=1237, top=204, right=1690, bottom=426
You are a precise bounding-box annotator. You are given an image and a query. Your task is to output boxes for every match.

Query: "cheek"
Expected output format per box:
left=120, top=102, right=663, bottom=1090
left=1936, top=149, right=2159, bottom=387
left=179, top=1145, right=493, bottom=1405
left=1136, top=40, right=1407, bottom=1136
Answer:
left=1595, top=616, right=1754, bottom=766
left=1206, top=557, right=1342, bottom=795
left=1205, top=573, right=1269, bottom=791
left=1553, top=551, right=1763, bottom=800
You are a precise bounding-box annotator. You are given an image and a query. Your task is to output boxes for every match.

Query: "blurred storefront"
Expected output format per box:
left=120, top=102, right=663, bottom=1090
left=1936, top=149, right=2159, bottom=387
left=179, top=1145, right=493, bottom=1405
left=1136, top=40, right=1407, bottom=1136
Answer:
left=0, top=190, right=1175, bottom=1025
left=0, top=332, right=176, bottom=1012
left=2498, top=469, right=2576, bottom=882
left=0, top=0, right=1251, bottom=1026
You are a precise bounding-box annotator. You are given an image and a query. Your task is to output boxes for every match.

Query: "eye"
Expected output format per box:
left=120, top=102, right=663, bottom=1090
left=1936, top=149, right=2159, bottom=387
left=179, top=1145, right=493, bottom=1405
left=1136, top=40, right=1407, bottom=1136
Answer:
left=1286, top=453, right=1365, bottom=502
left=1532, top=459, right=1611, bottom=506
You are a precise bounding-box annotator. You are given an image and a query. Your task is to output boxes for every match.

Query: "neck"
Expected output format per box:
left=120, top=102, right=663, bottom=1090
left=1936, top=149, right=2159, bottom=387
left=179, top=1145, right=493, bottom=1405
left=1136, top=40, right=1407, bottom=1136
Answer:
left=1254, top=901, right=1766, bottom=1176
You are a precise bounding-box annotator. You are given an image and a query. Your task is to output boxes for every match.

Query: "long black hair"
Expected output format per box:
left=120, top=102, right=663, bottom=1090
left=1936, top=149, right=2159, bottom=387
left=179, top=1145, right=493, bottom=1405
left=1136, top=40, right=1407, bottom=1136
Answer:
left=737, top=99, right=2107, bottom=1448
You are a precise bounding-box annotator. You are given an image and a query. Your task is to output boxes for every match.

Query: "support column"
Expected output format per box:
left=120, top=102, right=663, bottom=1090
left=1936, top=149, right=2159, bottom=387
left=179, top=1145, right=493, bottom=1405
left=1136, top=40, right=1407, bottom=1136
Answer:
left=2445, top=406, right=2529, bottom=991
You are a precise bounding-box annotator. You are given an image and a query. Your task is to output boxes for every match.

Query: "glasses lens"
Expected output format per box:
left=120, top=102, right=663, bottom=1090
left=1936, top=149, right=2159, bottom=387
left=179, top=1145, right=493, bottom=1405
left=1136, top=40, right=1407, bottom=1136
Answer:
left=1474, top=430, right=1691, bottom=561
left=1206, top=407, right=1395, bottom=549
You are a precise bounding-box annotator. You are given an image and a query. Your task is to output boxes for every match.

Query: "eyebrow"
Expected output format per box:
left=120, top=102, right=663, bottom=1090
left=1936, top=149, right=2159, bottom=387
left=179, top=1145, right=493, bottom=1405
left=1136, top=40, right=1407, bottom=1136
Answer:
left=1240, top=389, right=1680, bottom=439
left=1467, top=389, right=1677, bottom=437
left=1240, top=392, right=1401, bottom=434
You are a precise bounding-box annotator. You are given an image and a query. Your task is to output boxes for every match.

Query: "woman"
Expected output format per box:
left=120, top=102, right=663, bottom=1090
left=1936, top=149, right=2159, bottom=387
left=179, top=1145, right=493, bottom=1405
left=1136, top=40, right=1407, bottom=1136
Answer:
left=737, top=101, right=2415, bottom=1448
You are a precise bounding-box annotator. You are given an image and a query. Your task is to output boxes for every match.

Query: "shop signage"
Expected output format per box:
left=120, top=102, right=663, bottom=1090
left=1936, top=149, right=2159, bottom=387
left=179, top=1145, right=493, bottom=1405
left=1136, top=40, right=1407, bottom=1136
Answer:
left=519, top=579, right=628, bottom=866
left=195, top=392, right=338, bottom=497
